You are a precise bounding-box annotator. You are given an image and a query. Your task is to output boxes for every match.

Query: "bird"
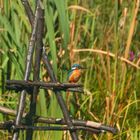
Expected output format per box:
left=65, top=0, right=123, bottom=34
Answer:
left=66, top=64, right=85, bottom=110
left=68, top=64, right=85, bottom=83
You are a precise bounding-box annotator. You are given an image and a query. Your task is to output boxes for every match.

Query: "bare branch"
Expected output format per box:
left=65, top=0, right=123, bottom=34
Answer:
left=26, top=2, right=44, bottom=139
left=6, top=80, right=82, bottom=89
left=0, top=106, right=117, bottom=134
left=13, top=1, right=40, bottom=140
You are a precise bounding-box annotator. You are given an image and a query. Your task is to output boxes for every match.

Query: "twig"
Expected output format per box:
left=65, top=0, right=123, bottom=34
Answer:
left=0, top=122, right=101, bottom=134
left=0, top=106, right=18, bottom=117
left=37, top=118, right=116, bottom=134
left=73, top=49, right=140, bottom=69
left=13, top=125, right=101, bottom=134
left=6, top=85, right=84, bottom=93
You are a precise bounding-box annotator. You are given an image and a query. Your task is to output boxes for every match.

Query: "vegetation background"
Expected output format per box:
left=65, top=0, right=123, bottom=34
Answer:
left=0, top=0, right=140, bottom=139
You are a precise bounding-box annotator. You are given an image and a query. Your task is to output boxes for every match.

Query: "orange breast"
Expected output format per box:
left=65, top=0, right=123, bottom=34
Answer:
left=69, top=69, right=81, bottom=83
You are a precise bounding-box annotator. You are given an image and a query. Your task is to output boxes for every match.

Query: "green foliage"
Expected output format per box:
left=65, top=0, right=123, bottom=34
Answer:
left=0, top=0, right=140, bottom=140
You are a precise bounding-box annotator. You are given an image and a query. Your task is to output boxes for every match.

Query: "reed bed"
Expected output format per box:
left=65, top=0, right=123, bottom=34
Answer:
left=0, top=0, right=140, bottom=139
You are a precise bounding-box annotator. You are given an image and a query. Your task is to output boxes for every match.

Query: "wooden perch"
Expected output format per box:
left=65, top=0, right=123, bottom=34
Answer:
left=6, top=80, right=83, bottom=89
left=6, top=80, right=84, bottom=93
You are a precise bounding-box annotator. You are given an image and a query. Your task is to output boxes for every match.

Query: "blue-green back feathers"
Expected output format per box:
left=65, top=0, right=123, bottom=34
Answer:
left=67, top=64, right=82, bottom=80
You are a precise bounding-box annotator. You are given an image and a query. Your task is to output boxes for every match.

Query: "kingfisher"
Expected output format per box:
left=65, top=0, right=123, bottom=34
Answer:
left=67, top=64, right=85, bottom=109
left=68, top=64, right=85, bottom=83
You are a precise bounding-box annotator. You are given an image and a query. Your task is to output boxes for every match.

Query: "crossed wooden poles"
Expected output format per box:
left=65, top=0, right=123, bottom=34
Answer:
left=2, top=1, right=117, bottom=140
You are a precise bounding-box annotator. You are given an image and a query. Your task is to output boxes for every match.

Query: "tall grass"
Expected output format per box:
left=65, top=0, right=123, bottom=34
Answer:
left=0, top=0, right=140, bottom=140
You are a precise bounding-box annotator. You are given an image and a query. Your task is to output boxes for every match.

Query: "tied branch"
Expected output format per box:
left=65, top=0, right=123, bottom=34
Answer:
left=0, top=106, right=117, bottom=134
left=6, top=80, right=83, bottom=93
left=0, top=122, right=101, bottom=134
